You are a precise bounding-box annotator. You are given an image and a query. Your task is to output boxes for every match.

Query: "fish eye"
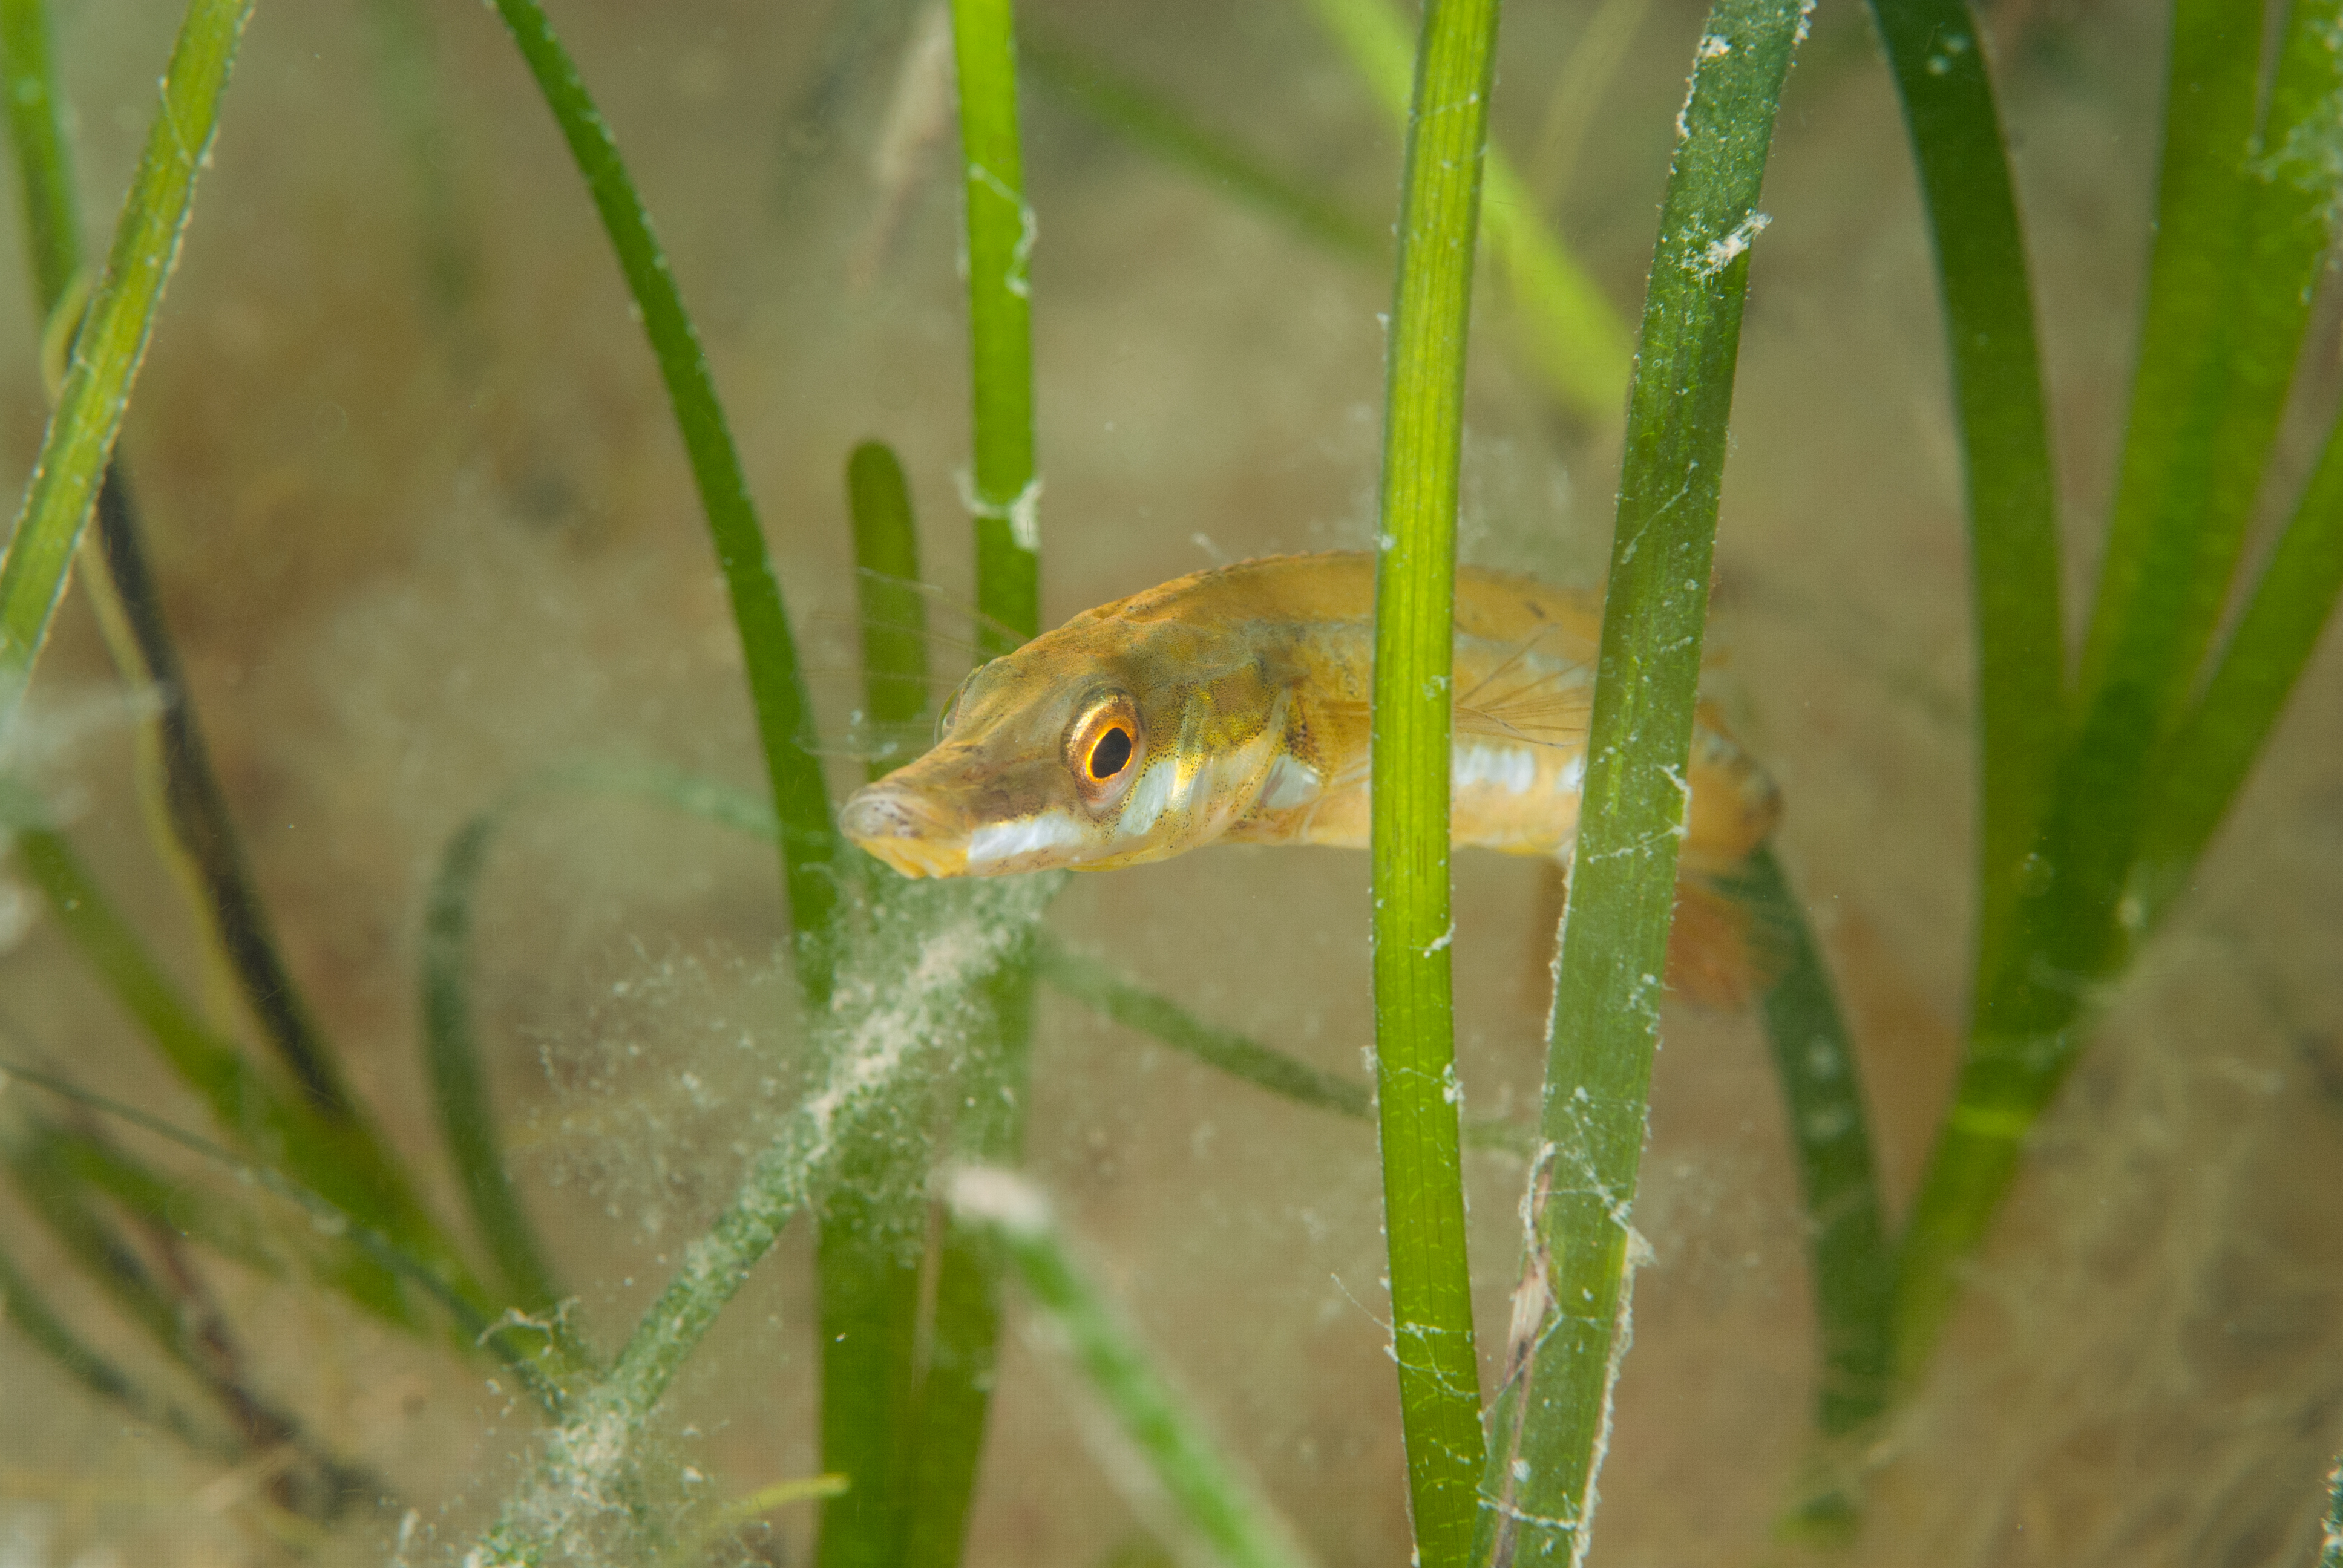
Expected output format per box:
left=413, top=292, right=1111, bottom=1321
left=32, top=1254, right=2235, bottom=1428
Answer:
left=1066, top=693, right=1142, bottom=806
left=936, top=672, right=975, bottom=741
left=1087, top=725, right=1133, bottom=780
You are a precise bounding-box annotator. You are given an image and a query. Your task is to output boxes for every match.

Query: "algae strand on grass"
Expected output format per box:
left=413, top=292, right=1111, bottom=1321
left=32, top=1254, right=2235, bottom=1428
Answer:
left=1475, top=2, right=1812, bottom=1560
left=431, top=771, right=1533, bottom=1172
left=418, top=756, right=867, bottom=1348
left=467, top=875, right=1060, bottom=1567
left=419, top=759, right=796, bottom=1326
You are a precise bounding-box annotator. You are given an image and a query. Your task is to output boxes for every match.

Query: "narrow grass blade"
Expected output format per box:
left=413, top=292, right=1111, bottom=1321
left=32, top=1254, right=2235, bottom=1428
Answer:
left=1037, top=939, right=1374, bottom=1120
left=1034, top=937, right=1530, bottom=1152
left=1368, top=2, right=1501, bottom=1559
left=48, top=1122, right=286, bottom=1284
left=0, top=0, right=252, bottom=748
left=0, top=794, right=496, bottom=1333
left=1728, top=848, right=1893, bottom=1534
left=1476, top=4, right=1812, bottom=1560
left=2, top=1118, right=202, bottom=1364
left=3, top=0, right=368, bottom=1126
left=1019, top=27, right=1380, bottom=259
left=0, top=13, right=406, bottom=1462
left=0, top=1112, right=387, bottom=1515
left=0, top=1053, right=573, bottom=1413
left=900, top=10, right=1049, bottom=1560
left=10, top=820, right=312, bottom=1140
left=2324, top=1457, right=2343, bottom=1568
left=422, top=809, right=565, bottom=1313
left=1896, top=0, right=2343, bottom=1375
left=2138, top=407, right=2343, bottom=923
left=816, top=1156, right=925, bottom=1568
left=2048, top=0, right=2332, bottom=987
left=848, top=440, right=934, bottom=780
left=901, top=1198, right=1003, bottom=1568
left=80, top=476, right=361, bottom=1117
left=52, top=1113, right=437, bottom=1334
left=2077, top=0, right=2320, bottom=723
left=1738, top=849, right=1893, bottom=1434
left=666, top=1474, right=850, bottom=1568
left=469, top=875, right=1058, bottom=1567
left=360, top=0, right=480, bottom=339
left=1480, top=152, right=1634, bottom=426
left=2131, top=0, right=2343, bottom=922
left=951, top=0, right=1041, bottom=651
left=817, top=440, right=936, bottom=1568
left=487, top=0, right=840, bottom=999
left=947, top=1167, right=1316, bottom=1568
left=416, top=759, right=782, bottom=1323
left=1299, top=0, right=1633, bottom=423
left=0, top=0, right=79, bottom=312
left=1524, top=0, right=1654, bottom=214
left=0, top=1236, right=232, bottom=1459
left=1864, top=0, right=2063, bottom=979
left=44, top=1118, right=414, bottom=1327
left=903, top=930, right=1037, bottom=1568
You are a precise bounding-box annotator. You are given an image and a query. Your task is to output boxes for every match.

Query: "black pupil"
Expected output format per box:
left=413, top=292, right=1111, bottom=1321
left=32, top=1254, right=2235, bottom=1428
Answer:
left=1089, top=726, right=1133, bottom=780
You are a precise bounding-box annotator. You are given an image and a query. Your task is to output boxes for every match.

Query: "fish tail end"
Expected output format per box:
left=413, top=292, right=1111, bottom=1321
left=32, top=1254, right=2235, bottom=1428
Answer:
left=1665, top=872, right=1786, bottom=1011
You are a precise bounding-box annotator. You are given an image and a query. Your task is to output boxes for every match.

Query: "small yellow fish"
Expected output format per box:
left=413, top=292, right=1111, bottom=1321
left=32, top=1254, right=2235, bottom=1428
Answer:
left=840, top=552, right=1778, bottom=918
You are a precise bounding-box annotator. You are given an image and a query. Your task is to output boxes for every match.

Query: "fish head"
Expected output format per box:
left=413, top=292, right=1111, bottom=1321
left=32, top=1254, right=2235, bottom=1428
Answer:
left=841, top=614, right=1285, bottom=878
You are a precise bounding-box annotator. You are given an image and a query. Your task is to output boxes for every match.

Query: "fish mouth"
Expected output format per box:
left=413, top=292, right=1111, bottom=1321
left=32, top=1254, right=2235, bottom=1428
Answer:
left=839, top=786, right=970, bottom=878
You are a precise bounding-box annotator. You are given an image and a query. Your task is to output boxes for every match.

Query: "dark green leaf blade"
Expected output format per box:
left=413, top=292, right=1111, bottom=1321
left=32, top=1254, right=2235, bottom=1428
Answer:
left=1477, top=3, right=1814, bottom=1559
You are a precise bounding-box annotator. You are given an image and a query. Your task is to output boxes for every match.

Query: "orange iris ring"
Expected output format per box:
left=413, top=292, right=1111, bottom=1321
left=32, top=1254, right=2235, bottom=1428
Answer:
left=1066, top=693, right=1143, bottom=810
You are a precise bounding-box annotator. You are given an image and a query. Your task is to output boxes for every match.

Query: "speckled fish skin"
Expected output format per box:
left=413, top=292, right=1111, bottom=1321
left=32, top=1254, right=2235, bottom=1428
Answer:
left=838, top=551, right=1779, bottom=881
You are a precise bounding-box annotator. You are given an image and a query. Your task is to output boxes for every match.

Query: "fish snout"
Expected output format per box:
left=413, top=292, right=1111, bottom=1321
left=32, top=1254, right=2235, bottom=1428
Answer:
left=840, top=785, right=969, bottom=878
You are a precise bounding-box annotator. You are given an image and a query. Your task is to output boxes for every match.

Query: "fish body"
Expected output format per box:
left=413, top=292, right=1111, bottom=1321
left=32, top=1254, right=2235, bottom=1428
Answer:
left=840, top=552, right=1778, bottom=883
